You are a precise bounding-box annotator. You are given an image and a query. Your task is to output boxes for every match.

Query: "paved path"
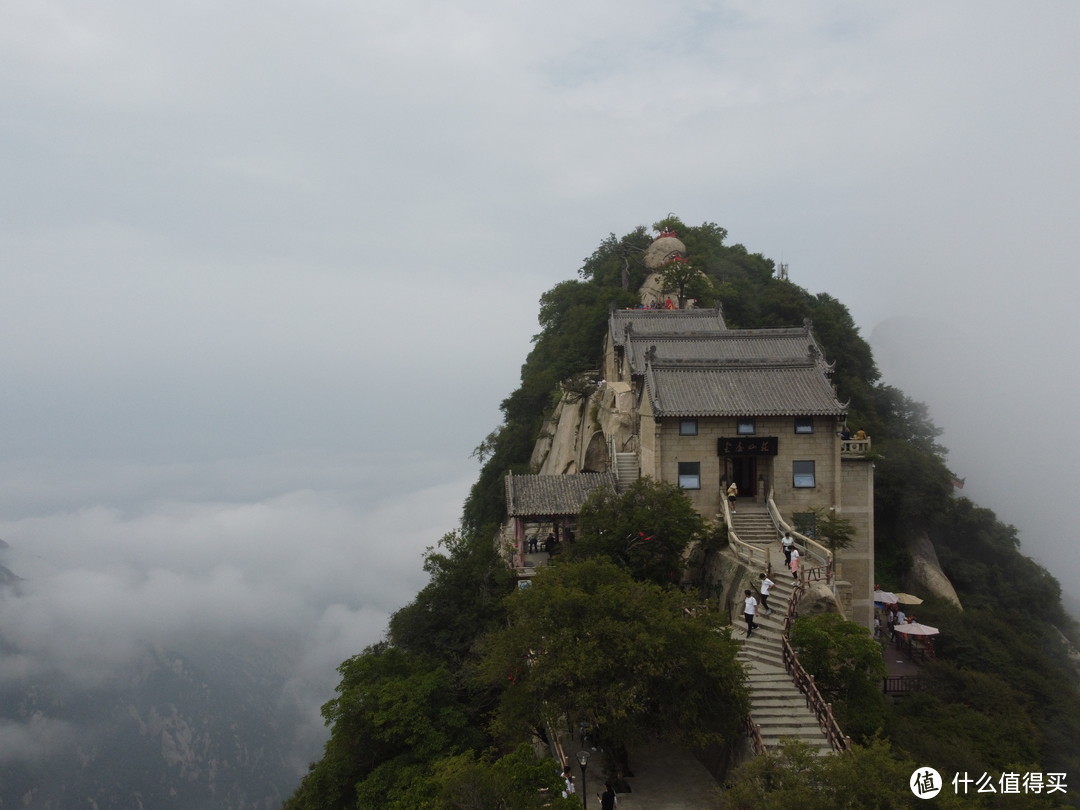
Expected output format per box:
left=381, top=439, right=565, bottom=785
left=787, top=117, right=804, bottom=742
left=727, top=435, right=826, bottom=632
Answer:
left=590, top=744, right=721, bottom=809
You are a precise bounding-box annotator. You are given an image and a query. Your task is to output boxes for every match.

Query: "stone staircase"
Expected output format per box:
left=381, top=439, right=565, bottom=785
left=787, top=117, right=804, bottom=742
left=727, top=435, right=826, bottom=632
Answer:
left=614, top=452, right=638, bottom=491
left=729, top=506, right=778, bottom=546
left=735, top=545, right=835, bottom=756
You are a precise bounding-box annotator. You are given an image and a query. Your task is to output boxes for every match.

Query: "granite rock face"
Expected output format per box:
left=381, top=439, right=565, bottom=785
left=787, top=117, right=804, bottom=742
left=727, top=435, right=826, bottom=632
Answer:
left=906, top=530, right=963, bottom=610
left=796, top=581, right=844, bottom=617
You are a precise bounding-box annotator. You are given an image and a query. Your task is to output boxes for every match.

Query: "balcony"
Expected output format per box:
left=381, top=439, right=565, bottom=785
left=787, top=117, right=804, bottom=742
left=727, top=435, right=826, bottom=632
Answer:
left=840, top=438, right=871, bottom=456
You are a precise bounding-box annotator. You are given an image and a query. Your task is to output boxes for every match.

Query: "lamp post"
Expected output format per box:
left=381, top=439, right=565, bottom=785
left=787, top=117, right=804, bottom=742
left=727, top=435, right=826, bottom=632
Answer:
left=576, top=750, right=590, bottom=808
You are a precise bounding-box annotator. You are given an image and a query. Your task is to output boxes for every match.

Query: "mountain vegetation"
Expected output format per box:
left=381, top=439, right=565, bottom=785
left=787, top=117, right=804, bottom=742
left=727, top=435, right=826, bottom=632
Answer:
left=285, top=218, right=1080, bottom=809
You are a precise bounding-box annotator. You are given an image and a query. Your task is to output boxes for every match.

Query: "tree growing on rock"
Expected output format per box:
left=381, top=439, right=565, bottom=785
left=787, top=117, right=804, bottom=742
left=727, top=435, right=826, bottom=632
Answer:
left=657, top=255, right=714, bottom=308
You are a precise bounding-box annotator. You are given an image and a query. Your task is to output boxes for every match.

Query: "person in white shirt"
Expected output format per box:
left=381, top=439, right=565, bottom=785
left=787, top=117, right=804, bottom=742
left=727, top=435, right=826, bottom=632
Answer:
left=780, top=531, right=795, bottom=565
left=758, top=573, right=775, bottom=614
left=743, top=589, right=759, bottom=636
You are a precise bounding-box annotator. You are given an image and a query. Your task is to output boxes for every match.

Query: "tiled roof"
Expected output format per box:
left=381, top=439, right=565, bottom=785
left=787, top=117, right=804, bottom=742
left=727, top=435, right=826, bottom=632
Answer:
left=609, top=308, right=727, bottom=346
left=624, top=328, right=822, bottom=375
left=505, top=472, right=617, bottom=517
left=644, top=364, right=845, bottom=417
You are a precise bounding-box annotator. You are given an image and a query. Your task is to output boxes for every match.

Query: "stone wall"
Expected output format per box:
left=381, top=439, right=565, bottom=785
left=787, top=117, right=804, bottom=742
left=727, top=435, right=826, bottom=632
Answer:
left=839, top=455, right=875, bottom=628
left=648, top=414, right=841, bottom=520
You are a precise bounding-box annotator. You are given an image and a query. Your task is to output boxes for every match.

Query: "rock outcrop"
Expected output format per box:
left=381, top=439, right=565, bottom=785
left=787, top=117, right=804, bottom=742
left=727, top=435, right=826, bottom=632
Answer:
left=906, top=531, right=963, bottom=609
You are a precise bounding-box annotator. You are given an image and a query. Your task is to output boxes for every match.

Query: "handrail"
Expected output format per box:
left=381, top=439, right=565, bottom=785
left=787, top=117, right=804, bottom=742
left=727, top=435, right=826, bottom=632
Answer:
left=766, top=490, right=834, bottom=584
left=781, top=581, right=850, bottom=754
left=883, top=675, right=923, bottom=695
left=743, top=715, right=766, bottom=756
left=719, top=495, right=769, bottom=574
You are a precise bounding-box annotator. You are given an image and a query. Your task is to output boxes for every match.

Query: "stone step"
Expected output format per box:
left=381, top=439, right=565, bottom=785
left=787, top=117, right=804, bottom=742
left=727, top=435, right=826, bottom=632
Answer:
left=751, top=704, right=814, bottom=717
left=745, top=672, right=796, bottom=685
left=749, top=687, right=805, bottom=699
left=747, top=689, right=807, bottom=702
left=739, top=652, right=781, bottom=668
left=760, top=728, right=832, bottom=742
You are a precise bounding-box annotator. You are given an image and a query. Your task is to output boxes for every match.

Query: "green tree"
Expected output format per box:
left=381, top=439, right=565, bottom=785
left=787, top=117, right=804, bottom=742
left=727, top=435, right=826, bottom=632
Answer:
left=721, top=738, right=923, bottom=810
left=811, top=507, right=857, bottom=552
left=475, top=560, right=747, bottom=768
left=355, top=744, right=580, bottom=810
left=722, top=737, right=1065, bottom=809
left=657, top=256, right=715, bottom=308
left=569, top=477, right=706, bottom=585
left=789, top=613, right=887, bottom=741
left=284, top=645, right=482, bottom=810
left=577, top=227, right=652, bottom=290
left=389, top=530, right=513, bottom=664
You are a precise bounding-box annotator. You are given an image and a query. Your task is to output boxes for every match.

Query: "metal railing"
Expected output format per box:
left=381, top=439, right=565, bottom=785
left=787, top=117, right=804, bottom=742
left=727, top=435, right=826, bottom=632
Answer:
left=720, top=495, right=770, bottom=574
left=766, top=491, right=834, bottom=584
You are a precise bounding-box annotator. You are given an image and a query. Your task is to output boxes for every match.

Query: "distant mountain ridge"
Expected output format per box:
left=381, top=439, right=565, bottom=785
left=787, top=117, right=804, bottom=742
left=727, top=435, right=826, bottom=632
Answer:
left=0, top=565, right=296, bottom=809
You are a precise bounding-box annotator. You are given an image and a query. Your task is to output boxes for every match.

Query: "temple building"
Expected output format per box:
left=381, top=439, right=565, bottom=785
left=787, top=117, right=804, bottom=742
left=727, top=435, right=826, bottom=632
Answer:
left=505, top=233, right=875, bottom=627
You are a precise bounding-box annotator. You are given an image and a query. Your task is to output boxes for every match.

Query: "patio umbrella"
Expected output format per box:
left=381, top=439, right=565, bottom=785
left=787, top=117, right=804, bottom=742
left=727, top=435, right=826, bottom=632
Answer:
left=895, top=621, right=939, bottom=636
left=873, top=590, right=898, bottom=603
left=893, top=592, right=924, bottom=605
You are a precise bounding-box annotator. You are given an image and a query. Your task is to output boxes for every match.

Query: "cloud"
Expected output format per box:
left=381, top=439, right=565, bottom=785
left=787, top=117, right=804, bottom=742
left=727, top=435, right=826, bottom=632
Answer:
left=0, top=0, right=1078, bottom=786
left=0, top=458, right=472, bottom=766
left=0, top=716, right=78, bottom=765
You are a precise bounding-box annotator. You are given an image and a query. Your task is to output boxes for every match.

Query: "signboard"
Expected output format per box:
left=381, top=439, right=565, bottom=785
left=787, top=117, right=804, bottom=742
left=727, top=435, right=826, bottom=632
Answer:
left=717, top=437, right=778, bottom=456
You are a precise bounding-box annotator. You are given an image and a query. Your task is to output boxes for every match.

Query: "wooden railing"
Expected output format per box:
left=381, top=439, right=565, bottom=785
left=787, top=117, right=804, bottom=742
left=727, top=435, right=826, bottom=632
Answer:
left=883, top=676, right=923, bottom=696
left=781, top=581, right=850, bottom=754
left=743, top=715, right=766, bottom=756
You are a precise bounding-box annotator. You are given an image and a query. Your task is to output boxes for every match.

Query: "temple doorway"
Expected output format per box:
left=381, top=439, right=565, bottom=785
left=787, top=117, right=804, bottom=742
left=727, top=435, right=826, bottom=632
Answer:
left=729, top=457, right=757, bottom=498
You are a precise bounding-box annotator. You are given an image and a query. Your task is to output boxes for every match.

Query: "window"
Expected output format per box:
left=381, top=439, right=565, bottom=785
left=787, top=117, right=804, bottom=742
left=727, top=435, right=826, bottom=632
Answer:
left=793, top=460, right=816, bottom=488
left=737, top=418, right=756, bottom=435
left=678, top=462, right=701, bottom=490
left=794, top=416, right=814, bottom=434
left=680, top=420, right=698, bottom=436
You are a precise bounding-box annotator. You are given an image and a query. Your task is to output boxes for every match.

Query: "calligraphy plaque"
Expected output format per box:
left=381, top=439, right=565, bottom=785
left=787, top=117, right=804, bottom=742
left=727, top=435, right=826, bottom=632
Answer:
left=717, top=437, right=778, bottom=456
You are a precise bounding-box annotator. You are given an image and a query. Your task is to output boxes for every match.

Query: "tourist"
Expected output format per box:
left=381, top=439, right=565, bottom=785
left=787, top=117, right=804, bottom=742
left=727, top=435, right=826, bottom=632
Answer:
left=599, top=782, right=618, bottom=809
left=892, top=608, right=907, bottom=641
left=743, top=589, right=759, bottom=636
left=561, top=765, right=575, bottom=798
left=727, top=481, right=738, bottom=514
left=758, top=572, right=775, bottom=615
left=781, top=531, right=794, bottom=565
left=789, top=547, right=800, bottom=581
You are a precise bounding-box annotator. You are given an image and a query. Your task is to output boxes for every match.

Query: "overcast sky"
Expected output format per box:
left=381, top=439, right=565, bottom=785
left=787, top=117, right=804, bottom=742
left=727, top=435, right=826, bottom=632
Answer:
left=1, top=0, right=1077, bottom=774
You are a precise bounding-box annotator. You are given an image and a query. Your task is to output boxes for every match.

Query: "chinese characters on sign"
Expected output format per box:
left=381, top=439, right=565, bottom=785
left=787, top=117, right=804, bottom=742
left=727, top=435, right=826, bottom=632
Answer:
left=717, top=437, right=778, bottom=456
left=911, top=768, right=1068, bottom=799
left=952, top=771, right=1067, bottom=795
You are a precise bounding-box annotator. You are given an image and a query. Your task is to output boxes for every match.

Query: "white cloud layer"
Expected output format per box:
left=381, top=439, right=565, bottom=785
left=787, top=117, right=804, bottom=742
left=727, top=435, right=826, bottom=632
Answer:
left=1, top=0, right=1078, bottom=774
